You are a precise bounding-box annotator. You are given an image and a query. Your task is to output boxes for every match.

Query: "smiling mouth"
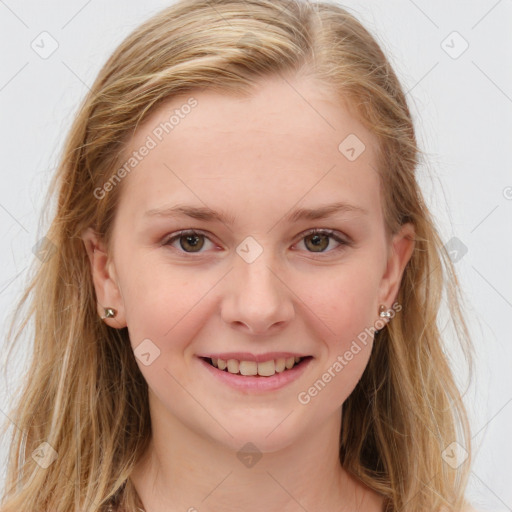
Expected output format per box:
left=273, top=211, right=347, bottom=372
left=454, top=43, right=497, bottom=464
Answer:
left=200, top=356, right=312, bottom=377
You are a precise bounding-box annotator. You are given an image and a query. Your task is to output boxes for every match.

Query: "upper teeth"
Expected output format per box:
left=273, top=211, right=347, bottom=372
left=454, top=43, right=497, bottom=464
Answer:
left=210, top=356, right=302, bottom=376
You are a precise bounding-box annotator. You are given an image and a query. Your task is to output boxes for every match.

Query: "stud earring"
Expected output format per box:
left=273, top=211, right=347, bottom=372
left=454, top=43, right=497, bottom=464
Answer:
left=379, top=304, right=392, bottom=318
left=375, top=304, right=393, bottom=336
left=101, top=307, right=117, bottom=319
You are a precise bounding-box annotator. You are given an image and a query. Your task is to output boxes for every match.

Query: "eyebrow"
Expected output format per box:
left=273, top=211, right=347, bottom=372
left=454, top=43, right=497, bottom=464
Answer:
left=144, top=201, right=368, bottom=225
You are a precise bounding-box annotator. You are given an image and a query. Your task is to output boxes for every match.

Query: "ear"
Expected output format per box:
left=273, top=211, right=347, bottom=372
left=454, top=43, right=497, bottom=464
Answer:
left=378, top=222, right=415, bottom=310
left=81, top=227, right=127, bottom=329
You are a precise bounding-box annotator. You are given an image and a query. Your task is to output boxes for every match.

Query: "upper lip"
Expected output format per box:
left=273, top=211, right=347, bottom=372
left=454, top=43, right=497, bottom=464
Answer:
left=197, top=352, right=310, bottom=363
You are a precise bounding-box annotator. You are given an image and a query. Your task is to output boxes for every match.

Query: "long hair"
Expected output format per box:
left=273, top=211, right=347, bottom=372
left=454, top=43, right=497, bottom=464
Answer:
left=0, top=1, right=474, bottom=510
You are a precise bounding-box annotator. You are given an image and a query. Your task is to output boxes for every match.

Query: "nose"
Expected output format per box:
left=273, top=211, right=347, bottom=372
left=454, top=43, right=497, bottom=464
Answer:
left=220, top=249, right=295, bottom=335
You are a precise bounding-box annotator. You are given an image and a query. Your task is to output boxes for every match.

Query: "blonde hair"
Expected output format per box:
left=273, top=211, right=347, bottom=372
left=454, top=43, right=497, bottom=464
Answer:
left=0, top=0, right=474, bottom=511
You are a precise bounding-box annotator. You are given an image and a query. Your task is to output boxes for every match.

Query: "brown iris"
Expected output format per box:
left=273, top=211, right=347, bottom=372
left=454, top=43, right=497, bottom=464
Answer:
left=179, top=233, right=205, bottom=252
left=304, top=233, right=330, bottom=252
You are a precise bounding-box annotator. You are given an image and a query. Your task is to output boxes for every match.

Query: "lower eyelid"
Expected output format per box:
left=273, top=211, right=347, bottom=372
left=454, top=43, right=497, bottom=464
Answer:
left=162, top=229, right=350, bottom=253
left=295, top=230, right=350, bottom=251
left=163, top=231, right=214, bottom=249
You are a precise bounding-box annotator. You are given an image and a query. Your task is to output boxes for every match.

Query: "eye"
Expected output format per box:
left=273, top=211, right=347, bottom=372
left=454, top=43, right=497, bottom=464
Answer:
left=294, top=228, right=350, bottom=254
left=162, top=230, right=215, bottom=253
left=162, top=228, right=351, bottom=255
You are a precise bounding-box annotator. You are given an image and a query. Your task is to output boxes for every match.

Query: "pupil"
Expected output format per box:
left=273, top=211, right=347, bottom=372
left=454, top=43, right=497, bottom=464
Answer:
left=181, top=234, right=203, bottom=251
left=307, top=234, right=328, bottom=251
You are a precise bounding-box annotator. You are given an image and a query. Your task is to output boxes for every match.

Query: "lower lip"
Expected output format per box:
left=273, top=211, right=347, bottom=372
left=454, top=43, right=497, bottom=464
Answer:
left=198, top=357, right=313, bottom=392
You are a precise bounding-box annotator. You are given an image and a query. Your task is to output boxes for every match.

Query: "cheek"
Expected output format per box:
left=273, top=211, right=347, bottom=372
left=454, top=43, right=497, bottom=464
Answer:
left=291, top=261, right=380, bottom=407
left=298, top=341, right=373, bottom=419
left=296, top=281, right=376, bottom=415
left=294, top=261, right=382, bottom=344
left=119, top=258, right=216, bottom=356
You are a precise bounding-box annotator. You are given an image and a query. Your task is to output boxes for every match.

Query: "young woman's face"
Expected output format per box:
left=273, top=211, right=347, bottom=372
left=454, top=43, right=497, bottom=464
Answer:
left=86, top=72, right=413, bottom=452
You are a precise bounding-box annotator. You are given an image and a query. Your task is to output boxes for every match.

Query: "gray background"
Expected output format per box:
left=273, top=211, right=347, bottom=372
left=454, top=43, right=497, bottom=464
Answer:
left=0, top=1, right=511, bottom=510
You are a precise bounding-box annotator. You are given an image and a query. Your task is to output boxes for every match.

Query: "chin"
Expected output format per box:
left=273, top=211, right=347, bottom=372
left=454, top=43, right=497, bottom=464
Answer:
left=209, top=410, right=304, bottom=453
left=215, top=429, right=298, bottom=456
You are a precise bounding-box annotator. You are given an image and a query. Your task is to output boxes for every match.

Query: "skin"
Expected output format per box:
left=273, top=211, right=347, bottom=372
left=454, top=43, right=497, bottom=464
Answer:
left=82, top=71, right=415, bottom=512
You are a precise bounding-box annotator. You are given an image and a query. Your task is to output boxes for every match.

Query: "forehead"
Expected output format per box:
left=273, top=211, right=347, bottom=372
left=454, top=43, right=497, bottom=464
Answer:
left=113, top=73, right=381, bottom=224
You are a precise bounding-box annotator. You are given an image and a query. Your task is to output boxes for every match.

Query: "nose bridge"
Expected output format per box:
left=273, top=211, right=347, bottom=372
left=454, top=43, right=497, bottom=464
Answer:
left=235, top=237, right=282, bottom=299
left=221, top=236, right=293, bottom=333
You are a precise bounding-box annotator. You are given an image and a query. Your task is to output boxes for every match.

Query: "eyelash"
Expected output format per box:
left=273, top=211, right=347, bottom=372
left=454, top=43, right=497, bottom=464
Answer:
left=161, top=228, right=351, bottom=256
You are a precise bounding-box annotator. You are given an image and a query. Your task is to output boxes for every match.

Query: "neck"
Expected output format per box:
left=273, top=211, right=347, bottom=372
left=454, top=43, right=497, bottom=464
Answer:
left=129, top=390, right=378, bottom=512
